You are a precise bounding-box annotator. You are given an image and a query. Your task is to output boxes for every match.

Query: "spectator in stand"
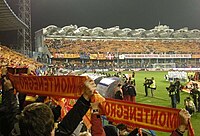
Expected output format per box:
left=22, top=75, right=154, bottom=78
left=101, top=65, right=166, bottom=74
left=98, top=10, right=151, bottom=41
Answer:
left=170, top=109, right=191, bottom=136
left=116, top=124, right=129, bottom=136
left=0, top=68, right=19, bottom=135
left=90, top=100, right=191, bottom=136
left=1, top=76, right=96, bottom=136
left=0, top=73, right=193, bottom=136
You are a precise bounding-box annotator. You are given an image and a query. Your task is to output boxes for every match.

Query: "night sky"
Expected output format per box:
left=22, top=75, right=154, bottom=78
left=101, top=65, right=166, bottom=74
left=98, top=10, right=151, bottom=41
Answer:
left=30, top=0, right=200, bottom=33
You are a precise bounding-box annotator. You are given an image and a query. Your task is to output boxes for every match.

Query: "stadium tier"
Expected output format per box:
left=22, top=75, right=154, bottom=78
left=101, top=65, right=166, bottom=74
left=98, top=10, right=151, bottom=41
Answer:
left=0, top=45, right=42, bottom=75
left=43, top=39, right=200, bottom=54
left=34, top=24, right=200, bottom=69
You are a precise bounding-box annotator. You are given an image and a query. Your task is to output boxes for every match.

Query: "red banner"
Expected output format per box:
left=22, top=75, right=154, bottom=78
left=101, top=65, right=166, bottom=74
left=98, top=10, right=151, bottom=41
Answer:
left=103, top=99, right=180, bottom=132
left=9, top=74, right=87, bottom=98
left=8, top=75, right=194, bottom=135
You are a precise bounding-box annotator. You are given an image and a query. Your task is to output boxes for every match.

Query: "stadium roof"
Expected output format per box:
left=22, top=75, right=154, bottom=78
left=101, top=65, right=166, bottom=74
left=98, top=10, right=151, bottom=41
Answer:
left=0, top=0, right=27, bottom=31
left=41, top=24, right=200, bottom=39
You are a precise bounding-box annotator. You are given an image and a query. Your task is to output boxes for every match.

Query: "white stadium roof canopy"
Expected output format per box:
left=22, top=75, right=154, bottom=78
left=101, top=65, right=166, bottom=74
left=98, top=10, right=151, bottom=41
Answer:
left=40, top=24, right=200, bottom=39
left=0, top=0, right=27, bottom=31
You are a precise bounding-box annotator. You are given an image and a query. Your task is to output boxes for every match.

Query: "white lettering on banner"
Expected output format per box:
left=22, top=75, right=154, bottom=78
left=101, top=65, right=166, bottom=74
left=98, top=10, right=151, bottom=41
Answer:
left=124, top=54, right=191, bottom=59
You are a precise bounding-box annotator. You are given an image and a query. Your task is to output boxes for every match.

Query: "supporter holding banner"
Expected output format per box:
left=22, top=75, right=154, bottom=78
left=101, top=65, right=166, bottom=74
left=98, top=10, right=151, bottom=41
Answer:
left=102, top=99, right=180, bottom=132
left=8, top=74, right=194, bottom=135
left=8, top=74, right=87, bottom=98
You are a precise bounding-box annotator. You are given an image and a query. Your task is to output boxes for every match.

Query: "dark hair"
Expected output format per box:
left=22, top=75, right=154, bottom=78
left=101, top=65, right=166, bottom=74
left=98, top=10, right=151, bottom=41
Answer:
left=186, top=97, right=191, bottom=100
left=116, top=123, right=127, bottom=131
left=103, top=125, right=119, bottom=136
left=18, top=103, right=54, bottom=136
left=130, top=81, right=134, bottom=85
left=51, top=105, right=61, bottom=122
left=118, top=84, right=121, bottom=87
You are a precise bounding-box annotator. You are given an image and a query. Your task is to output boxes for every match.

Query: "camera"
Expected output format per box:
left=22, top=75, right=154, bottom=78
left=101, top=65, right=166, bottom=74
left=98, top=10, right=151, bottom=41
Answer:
left=166, top=84, right=176, bottom=92
left=144, top=79, right=153, bottom=88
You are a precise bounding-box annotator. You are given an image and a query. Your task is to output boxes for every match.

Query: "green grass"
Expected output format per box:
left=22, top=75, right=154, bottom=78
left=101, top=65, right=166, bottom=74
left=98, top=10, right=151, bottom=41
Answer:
left=111, top=71, right=199, bottom=136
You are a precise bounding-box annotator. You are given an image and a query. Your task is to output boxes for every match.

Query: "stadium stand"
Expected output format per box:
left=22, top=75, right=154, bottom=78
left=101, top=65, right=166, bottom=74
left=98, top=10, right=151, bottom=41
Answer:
left=33, top=24, right=200, bottom=69
left=0, top=0, right=40, bottom=74
left=44, top=39, right=200, bottom=54
left=0, top=45, right=42, bottom=75
left=36, top=24, right=200, bottom=55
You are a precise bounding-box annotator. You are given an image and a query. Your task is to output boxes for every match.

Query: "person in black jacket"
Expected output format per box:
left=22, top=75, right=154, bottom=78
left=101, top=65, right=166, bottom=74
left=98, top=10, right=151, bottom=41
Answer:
left=190, top=83, right=199, bottom=109
left=114, top=84, right=123, bottom=100
left=127, top=81, right=137, bottom=103
left=2, top=76, right=96, bottom=136
left=166, top=82, right=177, bottom=108
left=122, top=81, right=129, bottom=101
left=0, top=68, right=20, bottom=136
left=174, top=78, right=181, bottom=104
left=143, top=77, right=148, bottom=97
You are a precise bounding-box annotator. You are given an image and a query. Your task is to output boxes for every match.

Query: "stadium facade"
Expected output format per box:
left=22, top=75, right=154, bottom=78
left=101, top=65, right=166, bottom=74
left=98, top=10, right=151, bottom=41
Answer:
left=35, top=24, right=200, bottom=70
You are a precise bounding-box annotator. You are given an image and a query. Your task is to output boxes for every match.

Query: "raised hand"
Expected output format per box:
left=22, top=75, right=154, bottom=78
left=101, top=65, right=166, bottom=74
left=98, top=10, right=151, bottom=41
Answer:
left=3, top=77, right=13, bottom=91
left=178, top=109, right=191, bottom=133
left=83, top=77, right=96, bottom=101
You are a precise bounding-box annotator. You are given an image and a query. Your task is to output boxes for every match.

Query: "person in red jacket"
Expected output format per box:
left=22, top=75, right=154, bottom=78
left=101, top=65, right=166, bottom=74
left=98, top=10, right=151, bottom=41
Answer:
left=90, top=101, right=106, bottom=136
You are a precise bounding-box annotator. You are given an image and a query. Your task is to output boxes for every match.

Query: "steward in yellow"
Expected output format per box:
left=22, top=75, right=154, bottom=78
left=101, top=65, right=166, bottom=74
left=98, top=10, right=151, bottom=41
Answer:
left=150, top=77, right=156, bottom=97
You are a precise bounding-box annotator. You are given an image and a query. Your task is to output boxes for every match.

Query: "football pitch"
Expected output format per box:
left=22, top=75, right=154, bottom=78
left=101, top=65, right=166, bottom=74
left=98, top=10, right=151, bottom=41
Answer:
left=109, top=71, right=199, bottom=136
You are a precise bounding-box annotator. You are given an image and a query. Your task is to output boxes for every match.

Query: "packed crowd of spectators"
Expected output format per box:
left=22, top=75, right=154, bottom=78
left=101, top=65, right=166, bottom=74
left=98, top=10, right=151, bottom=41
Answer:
left=42, top=39, right=200, bottom=69
left=0, top=67, right=193, bottom=136
left=44, top=38, right=200, bottom=54
left=0, top=42, right=195, bottom=136
left=0, top=45, right=42, bottom=75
